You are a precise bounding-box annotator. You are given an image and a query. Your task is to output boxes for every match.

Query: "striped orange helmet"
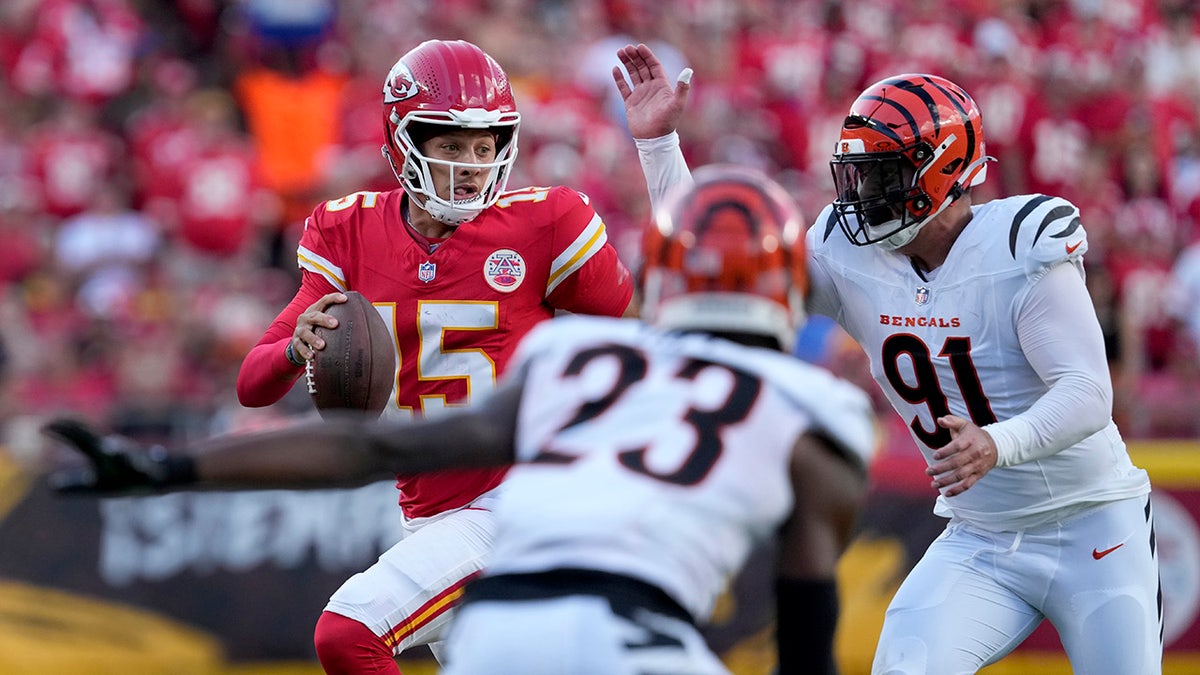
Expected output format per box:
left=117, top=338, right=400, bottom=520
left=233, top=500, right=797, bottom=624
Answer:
left=830, top=74, right=993, bottom=249
left=641, top=164, right=807, bottom=351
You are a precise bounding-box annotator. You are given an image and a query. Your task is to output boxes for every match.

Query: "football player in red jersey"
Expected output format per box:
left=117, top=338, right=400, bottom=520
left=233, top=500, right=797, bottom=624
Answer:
left=234, top=39, right=642, bottom=673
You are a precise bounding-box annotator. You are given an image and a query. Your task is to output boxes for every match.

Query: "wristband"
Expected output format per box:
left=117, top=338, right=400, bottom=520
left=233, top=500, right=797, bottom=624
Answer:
left=143, top=446, right=199, bottom=487
left=159, top=454, right=199, bottom=486
left=286, top=341, right=305, bottom=367
left=137, top=444, right=200, bottom=489
left=776, top=578, right=838, bottom=675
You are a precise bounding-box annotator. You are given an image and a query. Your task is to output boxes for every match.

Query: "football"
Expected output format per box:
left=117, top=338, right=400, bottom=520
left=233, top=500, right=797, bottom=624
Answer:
left=305, top=291, right=395, bottom=419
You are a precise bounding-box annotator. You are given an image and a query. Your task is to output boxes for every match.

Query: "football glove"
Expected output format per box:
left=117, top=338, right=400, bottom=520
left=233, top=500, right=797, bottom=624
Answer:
left=41, top=418, right=197, bottom=494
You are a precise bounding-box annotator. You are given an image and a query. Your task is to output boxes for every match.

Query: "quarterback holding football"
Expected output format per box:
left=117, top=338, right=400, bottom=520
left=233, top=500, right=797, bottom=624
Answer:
left=234, top=39, right=635, bottom=673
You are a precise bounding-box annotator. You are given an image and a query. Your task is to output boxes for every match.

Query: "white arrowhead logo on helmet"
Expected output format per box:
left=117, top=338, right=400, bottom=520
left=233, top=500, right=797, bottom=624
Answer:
left=383, top=61, right=419, bottom=103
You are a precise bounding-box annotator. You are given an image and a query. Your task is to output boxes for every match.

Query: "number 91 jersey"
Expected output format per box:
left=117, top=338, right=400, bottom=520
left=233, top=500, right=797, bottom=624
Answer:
left=806, top=194, right=1149, bottom=531
left=298, top=186, right=633, bottom=518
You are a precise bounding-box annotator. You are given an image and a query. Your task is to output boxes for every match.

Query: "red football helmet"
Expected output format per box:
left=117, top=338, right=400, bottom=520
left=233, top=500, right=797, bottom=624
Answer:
left=641, top=164, right=807, bottom=350
left=381, top=40, right=520, bottom=225
left=830, top=74, right=993, bottom=249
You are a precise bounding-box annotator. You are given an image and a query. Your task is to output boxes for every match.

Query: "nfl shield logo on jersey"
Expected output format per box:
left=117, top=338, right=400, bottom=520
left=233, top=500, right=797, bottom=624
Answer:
left=484, top=249, right=525, bottom=292
left=915, top=286, right=931, bottom=305
left=418, top=261, right=436, bottom=283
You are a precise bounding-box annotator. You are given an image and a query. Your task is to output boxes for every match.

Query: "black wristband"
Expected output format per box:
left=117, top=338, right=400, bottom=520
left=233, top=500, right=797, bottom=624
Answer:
left=139, top=445, right=200, bottom=488
left=775, top=578, right=839, bottom=675
left=158, top=454, right=199, bottom=486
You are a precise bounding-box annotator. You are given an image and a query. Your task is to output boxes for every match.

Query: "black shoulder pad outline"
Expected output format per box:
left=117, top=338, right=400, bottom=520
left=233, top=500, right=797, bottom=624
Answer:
left=822, top=208, right=839, bottom=242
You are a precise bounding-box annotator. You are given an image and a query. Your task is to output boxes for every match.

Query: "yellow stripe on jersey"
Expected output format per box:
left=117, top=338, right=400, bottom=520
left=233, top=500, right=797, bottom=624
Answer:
left=297, top=245, right=348, bottom=291
left=546, top=214, right=607, bottom=296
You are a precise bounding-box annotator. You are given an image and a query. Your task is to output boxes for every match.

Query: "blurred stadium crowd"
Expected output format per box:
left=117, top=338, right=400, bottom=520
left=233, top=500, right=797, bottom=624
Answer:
left=0, top=0, right=1198, bottom=461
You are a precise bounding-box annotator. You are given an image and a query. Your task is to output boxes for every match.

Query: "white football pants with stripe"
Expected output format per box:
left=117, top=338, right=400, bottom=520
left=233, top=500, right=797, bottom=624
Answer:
left=873, top=495, right=1162, bottom=674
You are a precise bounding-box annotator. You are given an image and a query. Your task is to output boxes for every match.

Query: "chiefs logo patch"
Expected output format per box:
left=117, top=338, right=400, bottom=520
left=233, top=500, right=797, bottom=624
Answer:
left=484, top=249, right=525, bottom=292
left=383, top=60, right=419, bottom=103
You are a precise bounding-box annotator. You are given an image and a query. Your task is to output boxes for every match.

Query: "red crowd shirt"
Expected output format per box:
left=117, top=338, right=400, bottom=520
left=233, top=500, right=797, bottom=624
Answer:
left=175, top=140, right=264, bottom=256
left=26, top=122, right=124, bottom=219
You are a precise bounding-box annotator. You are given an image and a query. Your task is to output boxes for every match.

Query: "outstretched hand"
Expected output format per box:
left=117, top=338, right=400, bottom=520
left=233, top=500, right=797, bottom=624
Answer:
left=41, top=418, right=193, bottom=494
left=613, top=43, right=692, bottom=140
left=925, top=415, right=999, bottom=497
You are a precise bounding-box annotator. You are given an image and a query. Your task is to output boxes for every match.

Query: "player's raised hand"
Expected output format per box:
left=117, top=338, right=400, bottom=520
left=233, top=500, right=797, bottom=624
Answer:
left=925, top=415, right=999, bottom=497
left=613, top=43, right=692, bottom=140
left=41, top=418, right=195, bottom=494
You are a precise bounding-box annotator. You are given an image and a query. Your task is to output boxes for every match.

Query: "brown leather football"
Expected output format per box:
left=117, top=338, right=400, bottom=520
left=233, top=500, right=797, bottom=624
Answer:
left=305, top=291, right=395, bottom=418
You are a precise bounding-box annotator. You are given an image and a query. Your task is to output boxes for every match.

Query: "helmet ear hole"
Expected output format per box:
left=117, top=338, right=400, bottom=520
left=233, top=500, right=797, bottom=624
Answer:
left=942, top=158, right=963, bottom=175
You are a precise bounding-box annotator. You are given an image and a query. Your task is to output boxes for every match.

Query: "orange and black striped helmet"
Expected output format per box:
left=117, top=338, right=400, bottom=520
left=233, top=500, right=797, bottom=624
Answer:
left=830, top=74, right=993, bottom=249
left=641, top=164, right=807, bottom=351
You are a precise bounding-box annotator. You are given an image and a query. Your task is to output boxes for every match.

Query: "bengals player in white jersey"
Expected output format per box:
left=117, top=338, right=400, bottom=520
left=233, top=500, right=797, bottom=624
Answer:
left=234, top=40, right=632, bottom=672
left=44, top=165, right=874, bottom=674
left=620, top=45, right=1162, bottom=675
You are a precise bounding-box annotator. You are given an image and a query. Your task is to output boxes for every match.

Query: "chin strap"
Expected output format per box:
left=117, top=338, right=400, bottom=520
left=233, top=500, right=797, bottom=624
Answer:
left=880, top=217, right=929, bottom=251
left=421, top=196, right=484, bottom=226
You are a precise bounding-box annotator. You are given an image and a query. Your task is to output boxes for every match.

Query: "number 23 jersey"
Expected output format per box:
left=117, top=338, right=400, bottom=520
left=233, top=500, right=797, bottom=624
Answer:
left=299, top=186, right=633, bottom=519
left=806, top=194, right=1149, bottom=531
left=490, top=315, right=875, bottom=622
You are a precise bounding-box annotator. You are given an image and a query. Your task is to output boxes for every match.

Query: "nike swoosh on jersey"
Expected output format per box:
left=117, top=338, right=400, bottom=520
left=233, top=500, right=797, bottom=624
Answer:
left=1092, top=543, right=1124, bottom=560
left=1066, top=240, right=1083, bottom=254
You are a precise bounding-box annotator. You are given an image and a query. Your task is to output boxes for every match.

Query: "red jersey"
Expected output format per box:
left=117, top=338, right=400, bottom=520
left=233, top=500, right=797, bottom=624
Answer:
left=237, top=185, right=633, bottom=518
left=26, top=122, right=124, bottom=219
left=176, top=140, right=263, bottom=256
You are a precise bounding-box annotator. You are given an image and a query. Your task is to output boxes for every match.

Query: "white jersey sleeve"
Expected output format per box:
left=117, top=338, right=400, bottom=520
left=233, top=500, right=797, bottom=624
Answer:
left=804, top=205, right=846, bottom=320
left=770, top=353, right=876, bottom=470
left=981, top=194, right=1109, bottom=466
left=984, top=225, right=1112, bottom=468
left=635, top=131, right=694, bottom=215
